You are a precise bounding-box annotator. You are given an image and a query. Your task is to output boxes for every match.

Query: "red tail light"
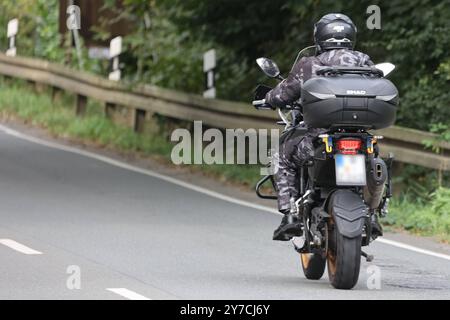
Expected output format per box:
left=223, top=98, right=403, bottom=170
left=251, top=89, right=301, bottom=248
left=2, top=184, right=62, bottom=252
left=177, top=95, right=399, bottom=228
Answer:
left=337, top=139, right=362, bottom=155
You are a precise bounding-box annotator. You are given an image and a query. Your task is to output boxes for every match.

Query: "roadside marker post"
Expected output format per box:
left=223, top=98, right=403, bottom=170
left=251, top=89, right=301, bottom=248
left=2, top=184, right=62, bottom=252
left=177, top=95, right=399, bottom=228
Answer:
left=203, top=49, right=216, bottom=99
left=66, top=4, right=83, bottom=69
left=6, top=18, right=18, bottom=57
left=109, top=36, right=122, bottom=81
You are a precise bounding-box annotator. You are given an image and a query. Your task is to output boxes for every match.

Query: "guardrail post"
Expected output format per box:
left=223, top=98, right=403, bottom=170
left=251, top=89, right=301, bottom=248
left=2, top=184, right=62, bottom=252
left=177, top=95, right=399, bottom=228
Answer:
left=135, top=111, right=160, bottom=135
left=2, top=75, right=12, bottom=84
left=25, top=80, right=45, bottom=93
left=134, top=109, right=146, bottom=133
left=105, top=102, right=116, bottom=118
left=105, top=103, right=134, bottom=129
left=52, top=86, right=63, bottom=102
left=75, top=94, right=87, bottom=116
left=32, top=81, right=46, bottom=94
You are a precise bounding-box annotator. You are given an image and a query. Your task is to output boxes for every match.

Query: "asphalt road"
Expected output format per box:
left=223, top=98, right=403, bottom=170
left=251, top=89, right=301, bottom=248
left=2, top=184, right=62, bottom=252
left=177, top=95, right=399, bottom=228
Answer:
left=0, top=125, right=449, bottom=300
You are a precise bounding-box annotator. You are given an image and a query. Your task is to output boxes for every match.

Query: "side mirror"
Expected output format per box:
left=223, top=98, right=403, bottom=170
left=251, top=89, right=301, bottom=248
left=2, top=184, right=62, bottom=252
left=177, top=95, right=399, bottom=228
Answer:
left=375, top=62, right=395, bottom=77
left=256, top=57, right=281, bottom=79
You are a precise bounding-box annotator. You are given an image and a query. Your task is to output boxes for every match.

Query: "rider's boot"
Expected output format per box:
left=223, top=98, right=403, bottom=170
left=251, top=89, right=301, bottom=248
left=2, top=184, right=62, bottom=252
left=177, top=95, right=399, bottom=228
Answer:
left=273, top=210, right=303, bottom=241
left=371, top=214, right=383, bottom=239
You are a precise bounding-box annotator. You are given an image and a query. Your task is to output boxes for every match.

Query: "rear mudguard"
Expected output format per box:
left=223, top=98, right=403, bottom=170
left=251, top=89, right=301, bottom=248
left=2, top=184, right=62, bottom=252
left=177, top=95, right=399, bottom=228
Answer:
left=328, top=190, right=368, bottom=238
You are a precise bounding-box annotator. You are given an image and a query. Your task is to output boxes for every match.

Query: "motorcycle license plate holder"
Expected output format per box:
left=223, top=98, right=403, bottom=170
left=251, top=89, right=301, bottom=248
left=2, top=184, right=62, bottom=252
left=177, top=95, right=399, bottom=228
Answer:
left=335, top=154, right=366, bottom=186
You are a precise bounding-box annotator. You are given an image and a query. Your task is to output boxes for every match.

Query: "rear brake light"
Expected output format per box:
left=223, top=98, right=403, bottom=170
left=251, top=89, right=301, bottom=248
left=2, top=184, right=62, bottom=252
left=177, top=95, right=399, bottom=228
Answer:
left=337, top=139, right=362, bottom=155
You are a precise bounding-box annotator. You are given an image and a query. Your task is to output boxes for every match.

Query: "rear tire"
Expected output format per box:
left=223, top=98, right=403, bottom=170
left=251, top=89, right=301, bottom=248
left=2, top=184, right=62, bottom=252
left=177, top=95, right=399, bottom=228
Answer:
left=327, top=221, right=362, bottom=289
left=300, top=253, right=326, bottom=280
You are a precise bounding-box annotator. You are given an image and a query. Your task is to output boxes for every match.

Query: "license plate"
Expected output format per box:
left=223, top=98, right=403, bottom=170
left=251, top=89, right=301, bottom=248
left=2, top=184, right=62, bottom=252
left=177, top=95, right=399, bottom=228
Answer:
left=335, top=154, right=366, bottom=186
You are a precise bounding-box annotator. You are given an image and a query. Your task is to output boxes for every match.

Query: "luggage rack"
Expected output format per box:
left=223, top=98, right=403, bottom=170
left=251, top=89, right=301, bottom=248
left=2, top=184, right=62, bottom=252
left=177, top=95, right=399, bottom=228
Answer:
left=316, top=66, right=383, bottom=77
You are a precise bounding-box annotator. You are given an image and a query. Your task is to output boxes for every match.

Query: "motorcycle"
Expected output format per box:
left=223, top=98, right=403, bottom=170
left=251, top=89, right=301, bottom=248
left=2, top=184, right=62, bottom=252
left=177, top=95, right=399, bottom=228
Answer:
left=252, top=49, right=398, bottom=289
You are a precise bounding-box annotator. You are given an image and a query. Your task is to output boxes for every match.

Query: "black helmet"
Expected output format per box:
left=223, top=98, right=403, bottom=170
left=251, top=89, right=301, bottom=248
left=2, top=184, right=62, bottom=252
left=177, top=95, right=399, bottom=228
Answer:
left=314, top=13, right=357, bottom=52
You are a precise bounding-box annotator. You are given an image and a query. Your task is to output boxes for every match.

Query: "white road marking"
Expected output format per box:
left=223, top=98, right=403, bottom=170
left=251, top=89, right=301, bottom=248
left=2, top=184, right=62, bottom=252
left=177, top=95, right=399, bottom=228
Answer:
left=0, top=239, right=42, bottom=255
left=0, top=124, right=449, bottom=262
left=376, top=238, right=450, bottom=261
left=106, top=288, right=151, bottom=300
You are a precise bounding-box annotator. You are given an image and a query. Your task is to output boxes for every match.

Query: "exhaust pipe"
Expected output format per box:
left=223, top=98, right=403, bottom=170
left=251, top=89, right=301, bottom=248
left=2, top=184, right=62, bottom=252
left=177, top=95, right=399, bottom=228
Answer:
left=364, top=157, right=387, bottom=209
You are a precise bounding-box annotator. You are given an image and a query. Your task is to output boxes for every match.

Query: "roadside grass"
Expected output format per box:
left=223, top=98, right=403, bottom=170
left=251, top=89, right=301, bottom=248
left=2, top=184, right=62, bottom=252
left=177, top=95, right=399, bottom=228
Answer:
left=386, top=188, right=450, bottom=242
left=0, top=79, right=448, bottom=242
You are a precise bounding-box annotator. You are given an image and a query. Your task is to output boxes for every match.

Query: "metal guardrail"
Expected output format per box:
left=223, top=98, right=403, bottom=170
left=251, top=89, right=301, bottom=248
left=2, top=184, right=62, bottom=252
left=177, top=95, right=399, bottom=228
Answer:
left=0, top=53, right=448, bottom=171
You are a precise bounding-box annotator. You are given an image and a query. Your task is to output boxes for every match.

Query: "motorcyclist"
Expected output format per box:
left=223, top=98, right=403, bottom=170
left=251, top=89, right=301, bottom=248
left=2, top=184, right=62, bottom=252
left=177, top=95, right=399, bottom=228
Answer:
left=265, top=13, right=379, bottom=241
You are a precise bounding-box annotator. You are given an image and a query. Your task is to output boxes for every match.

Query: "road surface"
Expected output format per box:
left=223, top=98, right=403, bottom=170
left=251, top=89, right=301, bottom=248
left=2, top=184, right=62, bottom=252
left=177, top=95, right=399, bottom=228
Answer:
left=0, top=124, right=449, bottom=300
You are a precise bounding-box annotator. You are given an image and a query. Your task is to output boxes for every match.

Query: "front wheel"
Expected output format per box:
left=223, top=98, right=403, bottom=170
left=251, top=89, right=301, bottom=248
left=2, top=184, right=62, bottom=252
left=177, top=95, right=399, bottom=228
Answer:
left=300, top=253, right=326, bottom=280
left=327, top=220, right=362, bottom=289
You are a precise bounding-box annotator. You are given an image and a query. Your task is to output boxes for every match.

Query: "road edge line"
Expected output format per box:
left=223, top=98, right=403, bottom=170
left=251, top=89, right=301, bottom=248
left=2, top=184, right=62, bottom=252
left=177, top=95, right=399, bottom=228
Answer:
left=0, top=238, right=43, bottom=255
left=106, top=288, right=151, bottom=300
left=376, top=238, right=450, bottom=261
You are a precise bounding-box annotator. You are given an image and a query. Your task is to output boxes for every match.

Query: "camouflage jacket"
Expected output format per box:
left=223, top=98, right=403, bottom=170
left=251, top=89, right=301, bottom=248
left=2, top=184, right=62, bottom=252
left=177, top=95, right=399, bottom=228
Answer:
left=266, top=48, right=374, bottom=108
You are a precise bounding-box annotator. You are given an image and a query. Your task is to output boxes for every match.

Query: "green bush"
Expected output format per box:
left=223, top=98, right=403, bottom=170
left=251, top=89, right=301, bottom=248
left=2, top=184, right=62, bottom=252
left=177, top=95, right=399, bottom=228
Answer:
left=386, top=187, right=450, bottom=241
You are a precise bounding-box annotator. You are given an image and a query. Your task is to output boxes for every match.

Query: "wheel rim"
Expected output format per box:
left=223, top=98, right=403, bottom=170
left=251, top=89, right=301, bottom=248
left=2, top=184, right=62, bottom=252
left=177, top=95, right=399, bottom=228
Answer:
left=327, top=219, right=337, bottom=276
left=327, top=250, right=337, bottom=275
left=301, top=253, right=312, bottom=269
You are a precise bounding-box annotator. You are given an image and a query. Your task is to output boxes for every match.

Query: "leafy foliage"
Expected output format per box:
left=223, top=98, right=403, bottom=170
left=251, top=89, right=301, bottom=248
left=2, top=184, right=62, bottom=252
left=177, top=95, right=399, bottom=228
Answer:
left=423, top=123, right=450, bottom=153
left=158, top=0, right=450, bottom=130
left=386, top=187, right=450, bottom=241
left=2, top=0, right=448, bottom=128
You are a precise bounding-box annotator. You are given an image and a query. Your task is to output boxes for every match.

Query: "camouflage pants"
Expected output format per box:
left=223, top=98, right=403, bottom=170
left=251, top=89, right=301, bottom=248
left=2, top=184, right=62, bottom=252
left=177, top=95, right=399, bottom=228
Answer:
left=273, top=127, right=324, bottom=213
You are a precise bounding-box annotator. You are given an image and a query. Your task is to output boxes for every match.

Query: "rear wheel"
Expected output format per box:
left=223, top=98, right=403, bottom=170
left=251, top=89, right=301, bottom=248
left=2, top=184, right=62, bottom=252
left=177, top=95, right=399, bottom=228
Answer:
left=300, top=253, right=326, bottom=280
left=327, top=219, right=362, bottom=289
